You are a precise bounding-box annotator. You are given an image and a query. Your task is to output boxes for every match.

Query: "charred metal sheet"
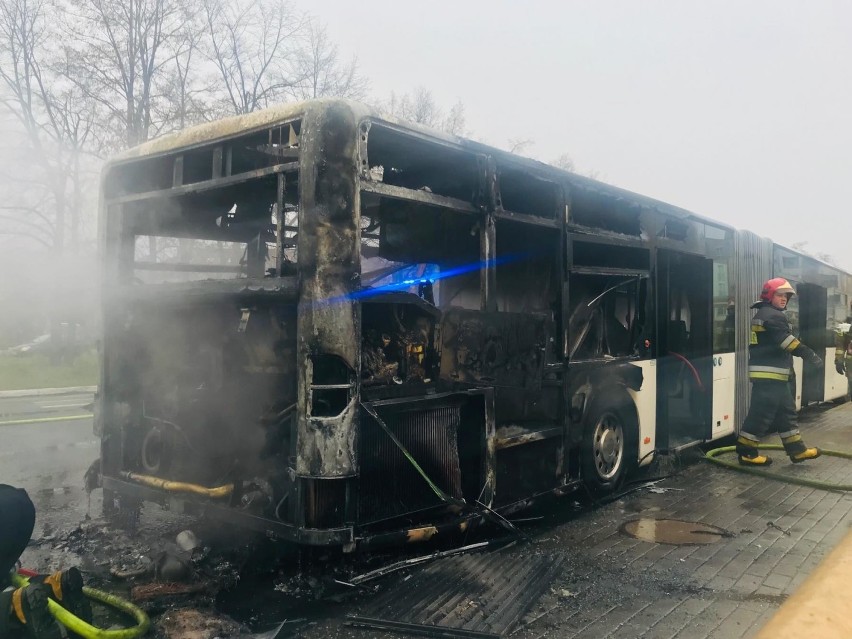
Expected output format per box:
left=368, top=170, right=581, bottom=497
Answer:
left=360, top=180, right=479, bottom=215
left=347, top=548, right=564, bottom=638
left=439, top=309, right=549, bottom=389
left=494, top=426, right=562, bottom=450
left=110, top=278, right=300, bottom=305
left=296, top=102, right=361, bottom=478
left=107, top=162, right=298, bottom=205
left=493, top=209, right=561, bottom=229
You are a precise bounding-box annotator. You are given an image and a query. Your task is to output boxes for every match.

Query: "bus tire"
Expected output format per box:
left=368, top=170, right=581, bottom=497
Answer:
left=581, top=399, right=636, bottom=496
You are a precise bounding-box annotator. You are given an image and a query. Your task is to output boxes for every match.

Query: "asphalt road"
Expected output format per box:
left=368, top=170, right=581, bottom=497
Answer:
left=0, top=392, right=98, bottom=532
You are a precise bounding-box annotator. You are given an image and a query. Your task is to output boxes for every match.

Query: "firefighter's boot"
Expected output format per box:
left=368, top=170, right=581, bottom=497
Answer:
left=736, top=433, right=772, bottom=466
left=789, top=447, right=822, bottom=464
left=31, top=568, right=91, bottom=632
left=781, top=430, right=821, bottom=463
left=1, top=583, right=64, bottom=639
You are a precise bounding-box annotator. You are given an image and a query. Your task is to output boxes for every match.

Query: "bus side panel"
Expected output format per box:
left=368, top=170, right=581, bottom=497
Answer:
left=793, top=358, right=804, bottom=410
left=711, top=352, right=736, bottom=439
left=824, top=346, right=847, bottom=401
left=627, top=359, right=657, bottom=467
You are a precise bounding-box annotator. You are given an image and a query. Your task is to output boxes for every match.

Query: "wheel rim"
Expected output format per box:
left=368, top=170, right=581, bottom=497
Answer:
left=592, top=411, right=624, bottom=480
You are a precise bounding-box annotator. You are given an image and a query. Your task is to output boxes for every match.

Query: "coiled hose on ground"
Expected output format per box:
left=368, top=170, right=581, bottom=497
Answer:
left=705, top=444, right=852, bottom=491
left=12, top=572, right=150, bottom=639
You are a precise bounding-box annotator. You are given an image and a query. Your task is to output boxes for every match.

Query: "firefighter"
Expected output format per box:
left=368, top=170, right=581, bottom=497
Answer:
left=736, top=278, right=823, bottom=466
left=834, top=315, right=852, bottom=400
left=0, top=485, right=91, bottom=639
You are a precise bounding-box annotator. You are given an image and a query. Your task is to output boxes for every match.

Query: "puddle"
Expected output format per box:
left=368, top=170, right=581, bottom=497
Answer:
left=620, top=518, right=730, bottom=545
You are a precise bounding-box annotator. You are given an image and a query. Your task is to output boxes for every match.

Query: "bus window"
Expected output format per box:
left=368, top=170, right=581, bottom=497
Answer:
left=568, top=273, right=646, bottom=360
left=495, top=220, right=558, bottom=314
left=359, top=201, right=480, bottom=310
left=132, top=235, right=276, bottom=283
left=713, top=261, right=735, bottom=353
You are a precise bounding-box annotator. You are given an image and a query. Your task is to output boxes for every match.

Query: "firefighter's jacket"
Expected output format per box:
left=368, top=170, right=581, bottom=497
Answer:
left=836, top=323, right=852, bottom=368
left=749, top=301, right=817, bottom=382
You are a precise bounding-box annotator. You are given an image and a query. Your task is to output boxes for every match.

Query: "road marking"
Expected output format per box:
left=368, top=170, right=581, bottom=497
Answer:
left=38, top=402, right=90, bottom=409
left=0, top=415, right=92, bottom=427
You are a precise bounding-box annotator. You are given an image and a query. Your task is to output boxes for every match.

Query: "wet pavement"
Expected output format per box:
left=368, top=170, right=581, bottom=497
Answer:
left=7, top=393, right=852, bottom=639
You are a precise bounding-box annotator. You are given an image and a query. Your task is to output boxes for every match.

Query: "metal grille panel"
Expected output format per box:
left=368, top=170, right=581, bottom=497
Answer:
left=348, top=549, right=564, bottom=638
left=359, top=402, right=463, bottom=523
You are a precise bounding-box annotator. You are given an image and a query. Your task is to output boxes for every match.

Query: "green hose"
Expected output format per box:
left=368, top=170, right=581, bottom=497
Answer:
left=12, top=574, right=150, bottom=639
left=705, top=444, right=852, bottom=491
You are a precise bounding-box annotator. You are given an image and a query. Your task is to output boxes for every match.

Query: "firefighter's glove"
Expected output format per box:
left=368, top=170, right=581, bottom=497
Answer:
left=809, top=352, right=823, bottom=368
left=837, top=361, right=847, bottom=375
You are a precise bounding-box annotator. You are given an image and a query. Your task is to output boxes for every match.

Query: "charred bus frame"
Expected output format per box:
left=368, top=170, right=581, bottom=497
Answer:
left=96, top=99, right=852, bottom=548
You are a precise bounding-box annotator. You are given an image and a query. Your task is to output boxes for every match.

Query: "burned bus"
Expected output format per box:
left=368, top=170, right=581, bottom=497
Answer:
left=96, top=99, right=852, bottom=548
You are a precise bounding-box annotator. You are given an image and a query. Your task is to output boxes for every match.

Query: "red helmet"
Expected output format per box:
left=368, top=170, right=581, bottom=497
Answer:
left=760, top=277, right=796, bottom=302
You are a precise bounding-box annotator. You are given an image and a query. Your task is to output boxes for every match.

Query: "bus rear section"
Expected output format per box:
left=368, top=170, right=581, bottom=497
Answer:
left=96, top=101, right=498, bottom=548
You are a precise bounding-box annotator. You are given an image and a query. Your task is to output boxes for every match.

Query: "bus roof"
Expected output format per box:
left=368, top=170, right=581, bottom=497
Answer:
left=111, top=97, right=729, bottom=232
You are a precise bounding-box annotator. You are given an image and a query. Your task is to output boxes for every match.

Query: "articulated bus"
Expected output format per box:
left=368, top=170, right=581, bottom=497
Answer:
left=96, top=99, right=852, bottom=548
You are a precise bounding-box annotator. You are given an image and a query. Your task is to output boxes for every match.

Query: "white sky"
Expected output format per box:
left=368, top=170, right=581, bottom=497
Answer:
left=313, top=0, right=852, bottom=271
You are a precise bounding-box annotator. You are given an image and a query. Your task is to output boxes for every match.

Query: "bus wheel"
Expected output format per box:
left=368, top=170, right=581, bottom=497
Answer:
left=581, top=402, right=633, bottom=496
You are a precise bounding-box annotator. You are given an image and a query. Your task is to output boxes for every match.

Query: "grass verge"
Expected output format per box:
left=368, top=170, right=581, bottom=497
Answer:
left=0, top=350, right=98, bottom=391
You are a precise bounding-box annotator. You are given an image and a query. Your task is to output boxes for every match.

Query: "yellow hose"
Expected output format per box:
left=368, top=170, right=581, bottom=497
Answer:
left=705, top=444, right=852, bottom=491
left=12, top=574, right=150, bottom=639
left=120, top=472, right=233, bottom=498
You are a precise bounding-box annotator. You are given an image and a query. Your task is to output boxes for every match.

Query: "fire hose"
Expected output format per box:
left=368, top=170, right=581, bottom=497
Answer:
left=705, top=444, right=852, bottom=491
left=12, top=571, right=150, bottom=639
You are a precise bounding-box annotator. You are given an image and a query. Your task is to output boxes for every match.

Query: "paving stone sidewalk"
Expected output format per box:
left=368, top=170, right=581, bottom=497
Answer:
left=507, top=401, right=852, bottom=639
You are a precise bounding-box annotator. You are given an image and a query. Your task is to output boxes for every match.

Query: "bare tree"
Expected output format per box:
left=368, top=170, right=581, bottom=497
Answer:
left=380, top=88, right=467, bottom=135
left=289, top=18, right=367, bottom=101
left=62, top=0, right=188, bottom=150
left=507, top=138, right=534, bottom=155
left=155, top=4, right=214, bottom=129
left=0, top=0, right=95, bottom=253
left=202, top=0, right=306, bottom=115
left=549, top=153, right=576, bottom=172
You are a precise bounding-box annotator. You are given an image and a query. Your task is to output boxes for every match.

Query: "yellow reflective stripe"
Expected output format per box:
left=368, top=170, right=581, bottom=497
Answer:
left=750, top=331, right=758, bottom=345
left=44, top=572, right=63, bottom=601
left=12, top=587, right=26, bottom=624
left=780, top=335, right=796, bottom=349
left=750, top=365, right=791, bottom=374
left=752, top=325, right=766, bottom=332
left=784, top=338, right=800, bottom=352
left=781, top=434, right=803, bottom=444
left=778, top=429, right=800, bottom=438
left=749, top=372, right=790, bottom=381
left=737, top=435, right=759, bottom=447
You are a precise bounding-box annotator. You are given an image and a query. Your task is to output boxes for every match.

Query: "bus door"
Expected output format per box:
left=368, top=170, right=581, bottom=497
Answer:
left=795, top=282, right=827, bottom=405
left=655, top=250, right=714, bottom=449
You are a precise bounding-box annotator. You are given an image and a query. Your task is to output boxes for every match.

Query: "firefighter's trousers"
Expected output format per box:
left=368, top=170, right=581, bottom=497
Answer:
left=737, top=380, right=808, bottom=457
left=0, top=485, right=35, bottom=587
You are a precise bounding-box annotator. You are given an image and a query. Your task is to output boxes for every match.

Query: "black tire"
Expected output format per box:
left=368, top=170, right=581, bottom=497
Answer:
left=580, top=400, right=636, bottom=496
